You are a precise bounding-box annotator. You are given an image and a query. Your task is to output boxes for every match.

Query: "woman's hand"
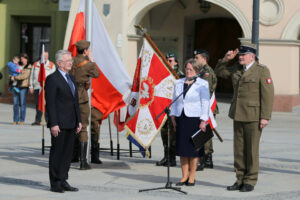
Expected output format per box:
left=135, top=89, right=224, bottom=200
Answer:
left=199, top=121, right=206, bottom=132
left=171, top=116, right=176, bottom=132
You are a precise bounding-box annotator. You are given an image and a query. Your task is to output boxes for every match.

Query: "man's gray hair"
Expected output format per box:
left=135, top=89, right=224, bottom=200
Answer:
left=55, top=50, right=71, bottom=63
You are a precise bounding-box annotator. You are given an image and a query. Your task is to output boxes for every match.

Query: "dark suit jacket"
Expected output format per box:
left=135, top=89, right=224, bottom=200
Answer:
left=45, top=70, right=81, bottom=129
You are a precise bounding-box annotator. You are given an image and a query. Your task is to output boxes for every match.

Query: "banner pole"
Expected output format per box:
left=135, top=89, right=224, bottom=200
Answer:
left=107, top=115, right=113, bottom=156
left=85, top=0, right=93, bottom=163
left=135, top=25, right=179, bottom=79
left=42, top=80, right=45, bottom=155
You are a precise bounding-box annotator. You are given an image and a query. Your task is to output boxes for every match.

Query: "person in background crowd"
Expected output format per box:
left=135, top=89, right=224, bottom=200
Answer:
left=30, top=51, right=56, bottom=126
left=170, top=58, right=210, bottom=186
left=7, top=55, right=22, bottom=93
left=215, top=42, right=274, bottom=192
left=194, top=49, right=219, bottom=170
left=10, top=53, right=32, bottom=125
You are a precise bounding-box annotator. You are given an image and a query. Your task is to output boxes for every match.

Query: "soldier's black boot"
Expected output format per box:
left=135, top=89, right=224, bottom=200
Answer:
left=156, top=152, right=167, bottom=166
left=204, top=153, right=213, bottom=168
left=80, top=142, right=92, bottom=170
left=164, top=154, right=176, bottom=167
left=71, top=137, right=80, bottom=163
left=91, top=134, right=102, bottom=164
left=196, top=157, right=205, bottom=171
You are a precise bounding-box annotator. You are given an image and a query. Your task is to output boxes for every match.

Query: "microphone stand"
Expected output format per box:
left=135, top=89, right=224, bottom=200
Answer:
left=139, top=79, right=195, bottom=194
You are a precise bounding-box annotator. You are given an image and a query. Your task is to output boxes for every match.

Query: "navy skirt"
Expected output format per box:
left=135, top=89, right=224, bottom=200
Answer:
left=175, top=111, right=204, bottom=157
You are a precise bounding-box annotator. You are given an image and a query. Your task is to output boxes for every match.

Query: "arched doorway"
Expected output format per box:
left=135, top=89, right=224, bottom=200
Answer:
left=129, top=0, right=249, bottom=95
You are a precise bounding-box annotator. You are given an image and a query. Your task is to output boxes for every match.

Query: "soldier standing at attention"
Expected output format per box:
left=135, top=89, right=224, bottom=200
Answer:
left=194, top=49, right=218, bottom=171
left=71, top=40, right=100, bottom=170
left=215, top=42, right=274, bottom=192
left=156, top=52, right=184, bottom=167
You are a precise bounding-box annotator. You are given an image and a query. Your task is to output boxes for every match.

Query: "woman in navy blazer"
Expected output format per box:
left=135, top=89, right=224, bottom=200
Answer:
left=170, top=58, right=210, bottom=186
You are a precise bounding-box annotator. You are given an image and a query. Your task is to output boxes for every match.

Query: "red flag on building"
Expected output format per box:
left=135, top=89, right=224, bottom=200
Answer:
left=38, top=45, right=46, bottom=112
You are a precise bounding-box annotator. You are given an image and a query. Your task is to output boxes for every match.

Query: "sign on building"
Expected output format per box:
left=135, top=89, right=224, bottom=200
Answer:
left=59, top=0, right=72, bottom=11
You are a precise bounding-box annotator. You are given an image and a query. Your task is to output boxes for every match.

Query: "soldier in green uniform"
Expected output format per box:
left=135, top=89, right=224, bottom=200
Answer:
left=156, top=52, right=184, bottom=167
left=194, top=49, right=219, bottom=170
left=70, top=40, right=100, bottom=170
left=215, top=42, right=274, bottom=192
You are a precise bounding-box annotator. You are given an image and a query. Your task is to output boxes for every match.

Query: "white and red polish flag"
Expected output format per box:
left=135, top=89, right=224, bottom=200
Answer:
left=67, top=0, right=131, bottom=118
left=206, top=92, right=217, bottom=129
left=68, top=0, right=85, bottom=57
left=125, top=38, right=177, bottom=153
left=38, top=44, right=46, bottom=112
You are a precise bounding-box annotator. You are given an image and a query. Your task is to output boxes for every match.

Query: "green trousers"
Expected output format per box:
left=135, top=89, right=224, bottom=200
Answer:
left=234, top=121, right=262, bottom=186
left=160, top=118, right=176, bottom=156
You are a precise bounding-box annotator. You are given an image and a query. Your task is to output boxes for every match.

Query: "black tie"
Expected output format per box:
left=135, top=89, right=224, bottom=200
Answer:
left=65, top=73, right=75, bottom=96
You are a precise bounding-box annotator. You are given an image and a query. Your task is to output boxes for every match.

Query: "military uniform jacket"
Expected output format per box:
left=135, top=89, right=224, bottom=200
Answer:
left=215, top=60, right=274, bottom=122
left=71, top=54, right=100, bottom=104
left=200, top=64, right=219, bottom=114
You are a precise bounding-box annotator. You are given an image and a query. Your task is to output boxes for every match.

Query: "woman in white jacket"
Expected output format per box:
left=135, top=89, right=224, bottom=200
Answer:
left=170, top=58, right=210, bottom=186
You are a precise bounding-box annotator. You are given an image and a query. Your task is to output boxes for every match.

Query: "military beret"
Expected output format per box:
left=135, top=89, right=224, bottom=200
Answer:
left=193, top=49, right=209, bottom=56
left=238, top=42, right=256, bottom=55
left=166, top=52, right=177, bottom=59
left=75, top=40, right=90, bottom=52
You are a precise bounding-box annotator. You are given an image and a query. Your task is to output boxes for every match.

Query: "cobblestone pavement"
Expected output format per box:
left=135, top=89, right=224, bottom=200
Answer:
left=0, top=102, right=299, bottom=200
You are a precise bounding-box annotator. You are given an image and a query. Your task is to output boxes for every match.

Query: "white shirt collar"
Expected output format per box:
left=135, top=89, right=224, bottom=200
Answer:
left=244, top=61, right=255, bottom=71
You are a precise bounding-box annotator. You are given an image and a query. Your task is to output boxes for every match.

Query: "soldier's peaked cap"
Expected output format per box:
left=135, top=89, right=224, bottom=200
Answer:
left=166, top=52, right=177, bottom=59
left=238, top=42, right=256, bottom=55
left=193, top=49, right=209, bottom=57
left=75, top=40, right=90, bottom=51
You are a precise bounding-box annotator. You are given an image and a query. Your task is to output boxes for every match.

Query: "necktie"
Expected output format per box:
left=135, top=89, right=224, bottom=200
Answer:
left=65, top=73, right=75, bottom=96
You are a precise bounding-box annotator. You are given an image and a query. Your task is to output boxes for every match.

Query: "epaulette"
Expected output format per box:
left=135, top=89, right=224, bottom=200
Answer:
left=257, top=63, right=267, bottom=68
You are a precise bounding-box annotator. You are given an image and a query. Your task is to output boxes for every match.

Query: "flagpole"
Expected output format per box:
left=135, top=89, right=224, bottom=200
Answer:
left=42, top=80, right=45, bottom=155
left=107, top=115, right=113, bottom=156
left=86, top=0, right=93, bottom=163
left=135, top=25, right=179, bottom=79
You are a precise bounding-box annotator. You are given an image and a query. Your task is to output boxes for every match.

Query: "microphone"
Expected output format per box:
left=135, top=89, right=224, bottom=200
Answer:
left=188, top=74, right=200, bottom=81
left=187, top=68, right=205, bottom=81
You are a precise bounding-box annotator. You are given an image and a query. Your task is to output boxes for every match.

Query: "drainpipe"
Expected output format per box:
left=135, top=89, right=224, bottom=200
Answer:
left=252, top=0, right=260, bottom=57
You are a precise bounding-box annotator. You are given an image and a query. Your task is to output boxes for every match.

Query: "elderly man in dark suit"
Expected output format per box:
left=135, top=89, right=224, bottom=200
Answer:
left=45, top=50, right=82, bottom=193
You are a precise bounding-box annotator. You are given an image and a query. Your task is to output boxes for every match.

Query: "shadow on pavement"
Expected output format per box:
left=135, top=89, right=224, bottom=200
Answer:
left=0, top=146, right=48, bottom=168
left=0, top=176, right=49, bottom=191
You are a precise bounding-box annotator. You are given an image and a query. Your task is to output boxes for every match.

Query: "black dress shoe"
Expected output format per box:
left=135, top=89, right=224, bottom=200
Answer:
left=50, top=186, right=64, bottom=193
left=185, top=181, right=195, bottom=186
left=175, top=179, right=188, bottom=186
left=227, top=182, right=243, bottom=191
left=239, top=184, right=254, bottom=192
left=61, top=182, right=79, bottom=192
left=31, top=121, right=41, bottom=126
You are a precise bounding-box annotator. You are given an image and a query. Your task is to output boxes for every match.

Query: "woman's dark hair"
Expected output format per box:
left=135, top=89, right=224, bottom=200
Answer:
left=20, top=53, right=30, bottom=68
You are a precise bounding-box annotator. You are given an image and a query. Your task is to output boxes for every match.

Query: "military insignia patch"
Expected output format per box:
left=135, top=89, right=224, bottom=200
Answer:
left=204, top=73, right=210, bottom=77
left=266, top=78, right=272, bottom=84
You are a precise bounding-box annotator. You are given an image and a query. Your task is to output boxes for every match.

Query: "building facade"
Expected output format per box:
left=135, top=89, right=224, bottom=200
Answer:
left=9, top=0, right=300, bottom=111
left=0, top=0, right=69, bottom=96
